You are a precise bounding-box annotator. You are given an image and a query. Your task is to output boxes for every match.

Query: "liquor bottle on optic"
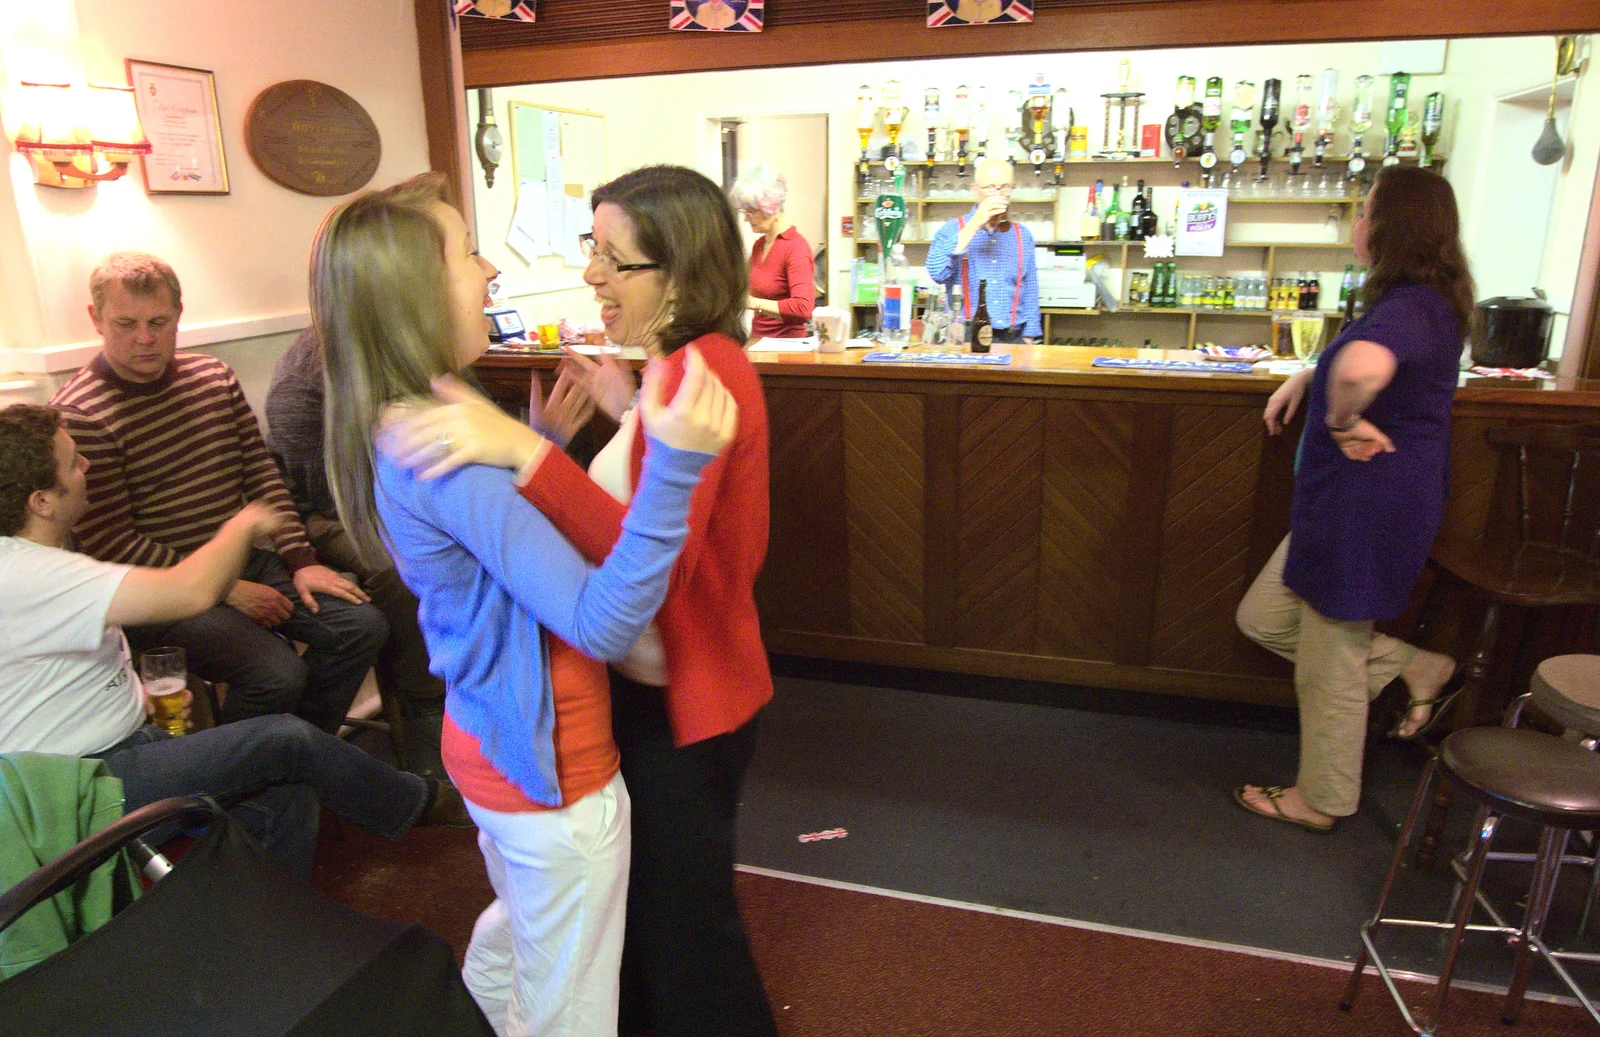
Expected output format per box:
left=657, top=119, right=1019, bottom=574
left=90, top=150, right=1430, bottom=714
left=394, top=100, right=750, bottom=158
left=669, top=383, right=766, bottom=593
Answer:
left=1113, top=176, right=1132, bottom=241
left=970, top=278, right=993, bottom=353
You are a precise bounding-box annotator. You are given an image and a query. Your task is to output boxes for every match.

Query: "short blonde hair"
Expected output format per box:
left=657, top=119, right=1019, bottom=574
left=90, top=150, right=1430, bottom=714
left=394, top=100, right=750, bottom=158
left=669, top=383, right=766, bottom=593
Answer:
left=728, top=163, right=787, bottom=216
left=89, top=251, right=182, bottom=312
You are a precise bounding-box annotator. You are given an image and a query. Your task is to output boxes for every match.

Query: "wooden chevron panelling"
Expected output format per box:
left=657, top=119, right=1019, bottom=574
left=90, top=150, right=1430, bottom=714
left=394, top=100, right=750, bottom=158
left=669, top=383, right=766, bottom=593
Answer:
left=756, top=388, right=849, bottom=633
left=954, top=396, right=1044, bottom=651
left=1441, top=417, right=1502, bottom=545
left=1149, top=404, right=1265, bottom=673
left=1036, top=400, right=1140, bottom=661
left=843, top=392, right=926, bottom=642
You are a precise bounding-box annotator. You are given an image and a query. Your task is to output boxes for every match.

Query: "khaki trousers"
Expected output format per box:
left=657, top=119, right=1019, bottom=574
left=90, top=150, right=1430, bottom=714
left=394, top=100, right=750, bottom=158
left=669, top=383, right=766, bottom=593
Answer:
left=1236, top=535, right=1418, bottom=817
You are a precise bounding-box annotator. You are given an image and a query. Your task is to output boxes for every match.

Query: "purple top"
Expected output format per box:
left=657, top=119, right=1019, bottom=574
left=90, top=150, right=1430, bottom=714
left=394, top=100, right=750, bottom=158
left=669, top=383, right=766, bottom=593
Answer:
left=1283, top=284, right=1463, bottom=621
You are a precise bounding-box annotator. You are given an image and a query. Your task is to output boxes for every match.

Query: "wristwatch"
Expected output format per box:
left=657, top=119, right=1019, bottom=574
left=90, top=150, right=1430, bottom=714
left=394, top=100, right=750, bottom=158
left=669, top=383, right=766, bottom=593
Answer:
left=1326, top=414, right=1362, bottom=433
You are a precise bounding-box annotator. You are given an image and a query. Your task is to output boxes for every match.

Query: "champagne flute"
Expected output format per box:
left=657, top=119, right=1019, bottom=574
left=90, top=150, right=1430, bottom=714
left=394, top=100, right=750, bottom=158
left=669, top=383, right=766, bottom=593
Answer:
left=1291, top=315, right=1325, bottom=364
left=139, top=646, right=188, bottom=737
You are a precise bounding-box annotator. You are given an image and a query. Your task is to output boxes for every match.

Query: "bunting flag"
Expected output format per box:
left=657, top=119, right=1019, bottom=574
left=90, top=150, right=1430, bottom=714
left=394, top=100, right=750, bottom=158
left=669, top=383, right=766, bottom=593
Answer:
left=927, top=0, right=1033, bottom=26
left=670, top=0, right=764, bottom=32
left=455, top=0, right=537, bottom=21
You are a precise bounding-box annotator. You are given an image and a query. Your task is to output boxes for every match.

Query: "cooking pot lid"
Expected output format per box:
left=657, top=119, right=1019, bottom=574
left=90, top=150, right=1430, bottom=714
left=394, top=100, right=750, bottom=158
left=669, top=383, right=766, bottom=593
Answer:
left=1480, top=295, right=1553, bottom=311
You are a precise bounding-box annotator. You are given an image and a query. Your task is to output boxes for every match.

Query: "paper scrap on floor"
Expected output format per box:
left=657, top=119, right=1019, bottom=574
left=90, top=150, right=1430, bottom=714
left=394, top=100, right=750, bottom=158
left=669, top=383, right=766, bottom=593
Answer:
left=749, top=335, right=820, bottom=353
left=798, top=828, right=848, bottom=843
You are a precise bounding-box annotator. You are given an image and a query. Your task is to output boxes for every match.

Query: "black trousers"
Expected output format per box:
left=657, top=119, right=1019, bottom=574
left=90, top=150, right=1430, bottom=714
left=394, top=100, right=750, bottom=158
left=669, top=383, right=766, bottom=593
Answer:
left=990, top=325, right=1026, bottom=344
left=610, top=672, right=777, bottom=1037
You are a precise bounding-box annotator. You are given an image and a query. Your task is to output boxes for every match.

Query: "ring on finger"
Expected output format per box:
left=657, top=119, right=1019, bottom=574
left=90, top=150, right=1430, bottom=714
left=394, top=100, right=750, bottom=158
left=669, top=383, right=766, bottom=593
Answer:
left=437, top=432, right=454, bottom=451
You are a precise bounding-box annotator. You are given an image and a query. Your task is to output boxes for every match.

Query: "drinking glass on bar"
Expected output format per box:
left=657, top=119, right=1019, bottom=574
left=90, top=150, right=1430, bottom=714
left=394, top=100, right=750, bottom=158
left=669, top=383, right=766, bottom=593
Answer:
left=139, top=646, right=188, bottom=737
left=1291, top=314, right=1325, bottom=363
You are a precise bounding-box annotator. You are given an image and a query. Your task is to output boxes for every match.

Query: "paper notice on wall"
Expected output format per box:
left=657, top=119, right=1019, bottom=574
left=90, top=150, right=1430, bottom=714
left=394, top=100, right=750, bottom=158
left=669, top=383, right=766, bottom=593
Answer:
left=562, top=191, right=593, bottom=268
left=544, top=154, right=566, bottom=259
left=1175, top=188, right=1228, bottom=257
left=506, top=180, right=549, bottom=260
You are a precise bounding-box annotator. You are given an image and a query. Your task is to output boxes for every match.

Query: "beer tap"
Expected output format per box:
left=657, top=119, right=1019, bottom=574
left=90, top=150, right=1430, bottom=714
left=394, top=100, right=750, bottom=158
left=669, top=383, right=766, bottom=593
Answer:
left=1347, top=74, right=1375, bottom=177
left=924, top=87, right=941, bottom=174
left=1420, top=91, right=1444, bottom=167
left=1228, top=80, right=1256, bottom=172
left=973, top=86, right=990, bottom=161
left=1288, top=74, right=1313, bottom=178
left=855, top=85, right=876, bottom=191
left=1312, top=69, right=1338, bottom=169
left=1198, top=76, right=1223, bottom=182
left=1164, top=75, right=1201, bottom=166
left=881, top=78, right=907, bottom=174
left=1383, top=72, right=1410, bottom=167
left=1256, top=78, right=1281, bottom=182
left=1005, top=89, right=1025, bottom=164
left=950, top=85, right=971, bottom=178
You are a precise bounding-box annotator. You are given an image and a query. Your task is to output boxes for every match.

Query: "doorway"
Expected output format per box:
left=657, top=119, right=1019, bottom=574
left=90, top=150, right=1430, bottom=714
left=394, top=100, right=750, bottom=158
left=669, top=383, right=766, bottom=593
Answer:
left=714, top=113, right=829, bottom=306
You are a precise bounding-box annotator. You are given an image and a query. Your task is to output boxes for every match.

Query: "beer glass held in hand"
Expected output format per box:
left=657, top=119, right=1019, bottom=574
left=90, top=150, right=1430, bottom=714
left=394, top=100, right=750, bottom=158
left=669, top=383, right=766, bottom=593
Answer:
left=139, top=646, right=188, bottom=737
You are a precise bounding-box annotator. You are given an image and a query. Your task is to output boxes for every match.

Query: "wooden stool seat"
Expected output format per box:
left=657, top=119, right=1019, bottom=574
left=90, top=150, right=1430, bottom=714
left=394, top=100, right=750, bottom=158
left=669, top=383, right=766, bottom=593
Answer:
left=1530, top=655, right=1600, bottom=738
left=1430, top=540, right=1600, bottom=609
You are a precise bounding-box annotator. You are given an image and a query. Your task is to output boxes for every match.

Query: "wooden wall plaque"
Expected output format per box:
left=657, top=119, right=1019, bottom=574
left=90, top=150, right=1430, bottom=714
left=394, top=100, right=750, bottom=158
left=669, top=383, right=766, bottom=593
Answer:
left=245, top=80, right=381, bottom=196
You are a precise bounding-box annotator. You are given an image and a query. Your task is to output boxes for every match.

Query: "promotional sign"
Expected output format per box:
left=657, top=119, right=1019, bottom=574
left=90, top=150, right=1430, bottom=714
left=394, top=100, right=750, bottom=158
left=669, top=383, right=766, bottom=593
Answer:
left=1174, top=188, right=1228, bottom=257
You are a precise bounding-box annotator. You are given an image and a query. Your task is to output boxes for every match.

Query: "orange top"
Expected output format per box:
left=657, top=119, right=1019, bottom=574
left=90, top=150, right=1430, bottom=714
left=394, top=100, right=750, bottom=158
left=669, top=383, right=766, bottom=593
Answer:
left=441, top=634, right=619, bottom=812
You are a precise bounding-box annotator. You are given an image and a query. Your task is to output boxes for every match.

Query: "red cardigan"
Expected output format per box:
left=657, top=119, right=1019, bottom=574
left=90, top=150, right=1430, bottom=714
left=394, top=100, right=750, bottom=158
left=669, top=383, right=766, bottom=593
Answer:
left=516, top=332, right=772, bottom=746
left=749, top=226, right=815, bottom=339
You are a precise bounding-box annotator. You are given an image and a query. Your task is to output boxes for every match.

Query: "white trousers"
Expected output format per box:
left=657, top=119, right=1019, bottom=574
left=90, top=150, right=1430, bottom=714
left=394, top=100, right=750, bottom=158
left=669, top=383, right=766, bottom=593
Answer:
left=461, top=771, right=631, bottom=1037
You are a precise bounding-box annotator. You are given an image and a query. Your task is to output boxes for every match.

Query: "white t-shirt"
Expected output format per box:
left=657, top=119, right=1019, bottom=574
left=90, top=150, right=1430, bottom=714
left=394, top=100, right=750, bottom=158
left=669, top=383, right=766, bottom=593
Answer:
left=0, top=537, right=145, bottom=755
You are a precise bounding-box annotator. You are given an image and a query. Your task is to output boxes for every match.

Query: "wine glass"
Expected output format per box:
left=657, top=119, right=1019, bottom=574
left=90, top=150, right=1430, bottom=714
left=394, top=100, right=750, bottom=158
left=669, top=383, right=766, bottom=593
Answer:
left=1292, top=315, right=1325, bottom=364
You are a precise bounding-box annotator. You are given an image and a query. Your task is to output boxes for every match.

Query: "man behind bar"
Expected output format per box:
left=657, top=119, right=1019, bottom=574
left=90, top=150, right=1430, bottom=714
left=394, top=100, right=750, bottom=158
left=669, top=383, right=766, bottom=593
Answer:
left=926, top=156, right=1042, bottom=345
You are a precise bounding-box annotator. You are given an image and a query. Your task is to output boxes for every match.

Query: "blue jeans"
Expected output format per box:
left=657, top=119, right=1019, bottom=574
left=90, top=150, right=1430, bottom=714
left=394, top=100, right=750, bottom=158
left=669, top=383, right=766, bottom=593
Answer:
left=127, top=549, right=388, bottom=734
left=91, top=715, right=429, bottom=877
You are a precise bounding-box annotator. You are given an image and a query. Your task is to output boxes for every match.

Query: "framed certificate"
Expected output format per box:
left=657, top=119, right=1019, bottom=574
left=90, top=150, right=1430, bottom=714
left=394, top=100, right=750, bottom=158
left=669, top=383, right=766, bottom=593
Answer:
left=125, top=59, right=229, bottom=195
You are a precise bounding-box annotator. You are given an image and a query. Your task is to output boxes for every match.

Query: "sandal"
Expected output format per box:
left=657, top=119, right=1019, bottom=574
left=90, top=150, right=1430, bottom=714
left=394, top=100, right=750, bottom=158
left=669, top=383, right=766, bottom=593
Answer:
left=1388, top=677, right=1465, bottom=742
left=1232, top=785, right=1336, bottom=833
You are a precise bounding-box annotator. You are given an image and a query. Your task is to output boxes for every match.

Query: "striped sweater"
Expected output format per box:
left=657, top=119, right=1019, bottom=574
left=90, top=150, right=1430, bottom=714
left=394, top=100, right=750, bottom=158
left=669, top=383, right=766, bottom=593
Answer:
left=51, top=352, right=316, bottom=571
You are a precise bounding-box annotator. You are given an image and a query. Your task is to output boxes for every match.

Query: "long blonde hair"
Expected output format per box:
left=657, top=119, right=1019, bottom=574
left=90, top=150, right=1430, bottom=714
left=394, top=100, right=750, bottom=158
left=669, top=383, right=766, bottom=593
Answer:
left=311, top=172, right=461, bottom=568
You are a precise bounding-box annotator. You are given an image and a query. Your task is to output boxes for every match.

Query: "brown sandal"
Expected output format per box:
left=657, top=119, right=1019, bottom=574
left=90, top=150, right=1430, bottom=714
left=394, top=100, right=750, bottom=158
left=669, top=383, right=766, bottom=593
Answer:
left=1232, top=785, right=1336, bottom=833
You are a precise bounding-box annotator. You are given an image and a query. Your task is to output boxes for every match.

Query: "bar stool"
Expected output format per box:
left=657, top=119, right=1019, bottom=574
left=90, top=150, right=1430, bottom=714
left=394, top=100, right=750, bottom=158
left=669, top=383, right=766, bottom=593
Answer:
left=1341, top=726, right=1600, bottom=1034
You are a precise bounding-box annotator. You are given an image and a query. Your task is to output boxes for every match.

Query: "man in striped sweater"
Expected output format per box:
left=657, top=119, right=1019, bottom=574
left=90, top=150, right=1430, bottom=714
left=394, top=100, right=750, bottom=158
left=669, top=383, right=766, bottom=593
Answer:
left=51, top=252, right=387, bottom=735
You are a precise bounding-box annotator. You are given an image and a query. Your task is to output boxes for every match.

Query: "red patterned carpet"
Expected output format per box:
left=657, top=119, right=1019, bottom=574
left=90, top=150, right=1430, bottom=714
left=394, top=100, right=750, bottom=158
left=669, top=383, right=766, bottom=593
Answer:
left=312, top=824, right=1595, bottom=1037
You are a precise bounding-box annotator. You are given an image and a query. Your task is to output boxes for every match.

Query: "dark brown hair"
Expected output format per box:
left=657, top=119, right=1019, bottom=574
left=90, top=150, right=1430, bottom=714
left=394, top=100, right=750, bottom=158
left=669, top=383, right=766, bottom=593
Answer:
left=0, top=404, right=63, bottom=537
left=591, top=165, right=748, bottom=353
left=1360, top=166, right=1477, bottom=333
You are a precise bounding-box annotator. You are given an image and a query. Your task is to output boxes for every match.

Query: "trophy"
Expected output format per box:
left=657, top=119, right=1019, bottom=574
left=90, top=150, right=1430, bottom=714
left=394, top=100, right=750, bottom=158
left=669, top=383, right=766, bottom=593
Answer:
left=1348, top=74, right=1375, bottom=176
left=949, top=85, right=971, bottom=177
left=1100, top=59, right=1144, bottom=158
left=1164, top=75, right=1201, bottom=165
left=881, top=79, right=908, bottom=173
left=1199, top=75, right=1224, bottom=179
left=1312, top=68, right=1339, bottom=169
left=1257, top=78, right=1282, bottom=181
left=924, top=87, right=941, bottom=171
left=1228, top=80, right=1256, bottom=171
left=1383, top=71, right=1411, bottom=167
left=1288, top=74, right=1313, bottom=178
left=856, top=85, right=877, bottom=189
left=1420, top=91, right=1444, bottom=167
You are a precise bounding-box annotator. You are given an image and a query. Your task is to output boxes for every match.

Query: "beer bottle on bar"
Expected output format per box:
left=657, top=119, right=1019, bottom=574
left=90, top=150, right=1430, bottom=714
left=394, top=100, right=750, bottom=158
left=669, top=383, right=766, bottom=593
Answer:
left=970, top=278, right=993, bottom=353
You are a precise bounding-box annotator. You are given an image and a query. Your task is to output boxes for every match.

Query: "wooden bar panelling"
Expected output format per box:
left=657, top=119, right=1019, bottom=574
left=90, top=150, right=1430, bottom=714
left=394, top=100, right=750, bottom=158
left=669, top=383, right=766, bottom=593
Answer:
left=473, top=349, right=1600, bottom=707
left=843, top=391, right=925, bottom=643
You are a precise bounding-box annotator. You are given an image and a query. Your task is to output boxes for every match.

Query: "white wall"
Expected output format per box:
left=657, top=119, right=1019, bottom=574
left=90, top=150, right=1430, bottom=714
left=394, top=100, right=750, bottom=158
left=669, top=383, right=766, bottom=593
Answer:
left=470, top=36, right=1597, bottom=354
left=0, top=0, right=432, bottom=403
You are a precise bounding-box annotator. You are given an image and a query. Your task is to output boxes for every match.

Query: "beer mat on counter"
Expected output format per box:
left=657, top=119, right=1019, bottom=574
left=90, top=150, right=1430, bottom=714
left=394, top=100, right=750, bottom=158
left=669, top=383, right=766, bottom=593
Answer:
left=749, top=335, right=819, bottom=353
left=1469, top=365, right=1555, bottom=380
left=861, top=352, right=1013, bottom=365
left=1092, top=357, right=1255, bottom=374
left=1198, top=345, right=1272, bottom=361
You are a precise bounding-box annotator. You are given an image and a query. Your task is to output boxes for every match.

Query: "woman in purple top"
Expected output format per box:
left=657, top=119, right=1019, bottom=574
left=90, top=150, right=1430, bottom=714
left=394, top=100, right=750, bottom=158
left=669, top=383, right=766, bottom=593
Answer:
left=1234, top=167, right=1477, bottom=832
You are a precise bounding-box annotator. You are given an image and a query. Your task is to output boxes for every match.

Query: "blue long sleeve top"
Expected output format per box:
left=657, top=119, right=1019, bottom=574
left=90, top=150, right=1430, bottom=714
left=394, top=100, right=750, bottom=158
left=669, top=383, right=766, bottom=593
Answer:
left=925, top=209, right=1041, bottom=338
left=374, top=437, right=712, bottom=805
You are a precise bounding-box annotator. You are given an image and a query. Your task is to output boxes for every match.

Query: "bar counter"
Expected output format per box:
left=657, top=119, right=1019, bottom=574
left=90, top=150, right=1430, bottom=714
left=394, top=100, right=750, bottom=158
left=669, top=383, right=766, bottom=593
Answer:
left=474, top=345, right=1600, bottom=707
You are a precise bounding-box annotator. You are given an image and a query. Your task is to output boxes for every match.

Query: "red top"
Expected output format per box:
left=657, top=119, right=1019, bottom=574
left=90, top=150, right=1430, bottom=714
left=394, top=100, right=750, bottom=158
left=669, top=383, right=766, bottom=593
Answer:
left=516, top=332, right=773, bottom=746
left=748, top=226, right=815, bottom=339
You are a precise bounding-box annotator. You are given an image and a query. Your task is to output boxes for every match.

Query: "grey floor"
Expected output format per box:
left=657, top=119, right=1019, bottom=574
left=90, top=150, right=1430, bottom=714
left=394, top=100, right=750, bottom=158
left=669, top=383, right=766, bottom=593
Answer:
left=735, top=666, right=1600, bottom=996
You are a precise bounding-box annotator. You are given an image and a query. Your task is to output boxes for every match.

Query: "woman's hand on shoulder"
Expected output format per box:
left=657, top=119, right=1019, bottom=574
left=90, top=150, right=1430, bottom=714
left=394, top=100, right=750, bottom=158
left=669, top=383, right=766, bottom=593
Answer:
left=377, top=375, right=548, bottom=480
left=1331, top=419, right=1395, bottom=462
left=638, top=345, right=737, bottom=455
left=1263, top=367, right=1312, bottom=435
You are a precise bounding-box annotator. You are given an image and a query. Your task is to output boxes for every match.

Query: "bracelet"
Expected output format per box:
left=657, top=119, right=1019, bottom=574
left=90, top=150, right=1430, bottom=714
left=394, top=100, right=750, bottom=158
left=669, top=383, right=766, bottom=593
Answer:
left=1326, top=414, right=1362, bottom=433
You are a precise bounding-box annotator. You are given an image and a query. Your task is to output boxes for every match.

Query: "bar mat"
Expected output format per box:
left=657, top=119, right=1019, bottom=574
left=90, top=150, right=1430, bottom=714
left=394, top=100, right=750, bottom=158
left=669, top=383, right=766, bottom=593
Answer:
left=1092, top=357, right=1254, bottom=374
left=861, top=352, right=1013, bottom=365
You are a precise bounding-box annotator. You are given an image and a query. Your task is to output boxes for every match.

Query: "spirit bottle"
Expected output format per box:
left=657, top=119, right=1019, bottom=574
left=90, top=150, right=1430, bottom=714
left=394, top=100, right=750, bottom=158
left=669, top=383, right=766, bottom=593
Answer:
left=924, top=87, right=941, bottom=169
left=1383, top=72, right=1411, bottom=167
left=1348, top=75, right=1375, bottom=175
left=856, top=85, right=877, bottom=188
left=1080, top=180, right=1102, bottom=241
left=950, top=85, right=971, bottom=177
left=1339, top=263, right=1355, bottom=305
left=1313, top=69, right=1339, bottom=169
left=1112, top=176, right=1132, bottom=241
left=1229, top=81, right=1256, bottom=170
left=1420, top=91, right=1444, bottom=167
left=1257, top=79, right=1281, bottom=182
left=1289, top=74, right=1314, bottom=178
left=1129, top=180, right=1148, bottom=240
left=1138, top=187, right=1159, bottom=240
left=1200, top=76, right=1224, bottom=178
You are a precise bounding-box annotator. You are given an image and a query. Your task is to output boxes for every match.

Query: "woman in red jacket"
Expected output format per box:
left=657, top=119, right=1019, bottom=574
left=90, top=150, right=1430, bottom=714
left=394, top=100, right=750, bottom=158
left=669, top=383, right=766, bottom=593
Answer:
left=384, top=165, right=777, bottom=1037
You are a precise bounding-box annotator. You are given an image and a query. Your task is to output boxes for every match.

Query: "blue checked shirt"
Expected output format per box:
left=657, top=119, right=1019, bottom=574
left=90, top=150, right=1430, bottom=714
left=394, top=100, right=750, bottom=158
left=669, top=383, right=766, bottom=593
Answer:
left=926, top=209, right=1041, bottom=339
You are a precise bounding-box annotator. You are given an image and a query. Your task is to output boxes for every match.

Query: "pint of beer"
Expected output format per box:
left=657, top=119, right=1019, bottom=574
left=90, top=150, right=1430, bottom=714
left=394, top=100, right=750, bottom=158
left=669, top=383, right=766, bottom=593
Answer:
left=139, top=647, right=188, bottom=737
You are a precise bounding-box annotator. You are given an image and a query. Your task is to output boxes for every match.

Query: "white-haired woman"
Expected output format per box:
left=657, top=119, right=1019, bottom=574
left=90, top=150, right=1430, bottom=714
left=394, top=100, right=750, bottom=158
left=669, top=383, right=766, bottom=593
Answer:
left=728, top=164, right=814, bottom=339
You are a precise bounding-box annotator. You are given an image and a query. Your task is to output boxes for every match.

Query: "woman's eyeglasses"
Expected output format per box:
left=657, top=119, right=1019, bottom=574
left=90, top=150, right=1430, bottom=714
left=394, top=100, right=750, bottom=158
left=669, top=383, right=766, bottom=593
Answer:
left=579, top=233, right=661, bottom=273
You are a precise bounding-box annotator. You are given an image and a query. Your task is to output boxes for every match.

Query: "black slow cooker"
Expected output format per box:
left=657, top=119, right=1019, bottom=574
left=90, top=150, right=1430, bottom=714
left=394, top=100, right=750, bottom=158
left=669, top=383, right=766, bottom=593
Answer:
left=1472, top=292, right=1555, bottom=369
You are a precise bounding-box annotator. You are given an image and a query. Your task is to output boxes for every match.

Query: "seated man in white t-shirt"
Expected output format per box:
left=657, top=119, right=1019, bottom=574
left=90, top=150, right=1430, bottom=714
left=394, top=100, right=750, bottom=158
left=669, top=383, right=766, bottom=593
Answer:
left=0, top=404, right=468, bottom=875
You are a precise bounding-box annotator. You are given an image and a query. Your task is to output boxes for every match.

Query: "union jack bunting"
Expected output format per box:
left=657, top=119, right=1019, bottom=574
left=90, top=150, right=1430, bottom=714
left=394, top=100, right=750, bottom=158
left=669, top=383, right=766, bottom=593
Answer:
left=455, top=0, right=537, bottom=21
left=669, top=0, right=764, bottom=32
left=927, top=0, right=1033, bottom=26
